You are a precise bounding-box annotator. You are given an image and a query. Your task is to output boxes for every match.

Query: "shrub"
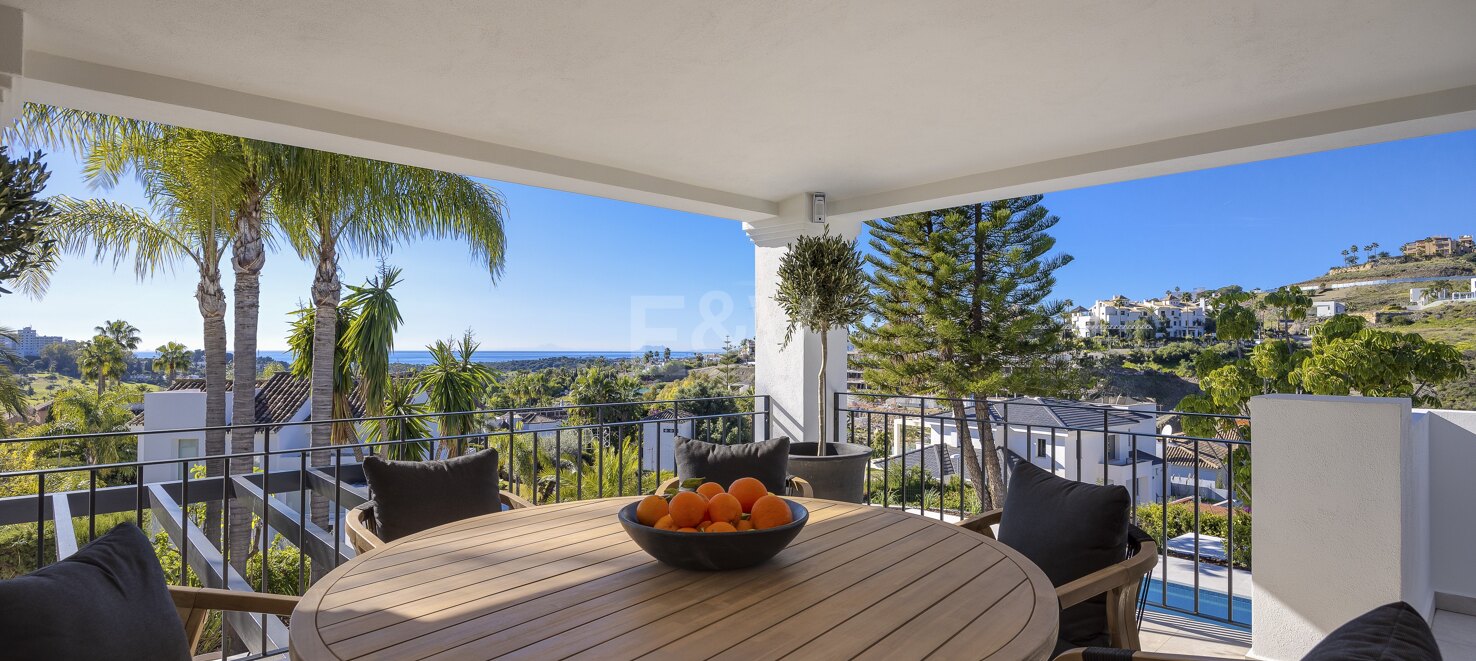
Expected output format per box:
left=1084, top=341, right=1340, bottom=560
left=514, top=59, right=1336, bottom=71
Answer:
left=1136, top=501, right=1251, bottom=569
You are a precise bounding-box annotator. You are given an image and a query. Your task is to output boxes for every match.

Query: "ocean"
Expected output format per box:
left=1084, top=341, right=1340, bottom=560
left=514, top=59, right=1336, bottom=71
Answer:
left=137, top=349, right=695, bottom=366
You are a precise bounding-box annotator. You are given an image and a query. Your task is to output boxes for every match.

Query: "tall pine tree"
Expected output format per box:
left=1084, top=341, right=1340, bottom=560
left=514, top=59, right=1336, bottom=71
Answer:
left=853, top=197, right=1072, bottom=509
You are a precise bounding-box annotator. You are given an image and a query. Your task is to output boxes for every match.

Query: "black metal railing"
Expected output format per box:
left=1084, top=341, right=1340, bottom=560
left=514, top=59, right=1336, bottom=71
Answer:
left=835, top=391, right=1250, bottom=629
left=0, top=394, right=770, bottom=659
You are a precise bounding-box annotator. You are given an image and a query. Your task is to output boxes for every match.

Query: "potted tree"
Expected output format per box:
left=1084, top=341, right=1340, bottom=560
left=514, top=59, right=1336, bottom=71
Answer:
left=774, top=226, right=872, bottom=502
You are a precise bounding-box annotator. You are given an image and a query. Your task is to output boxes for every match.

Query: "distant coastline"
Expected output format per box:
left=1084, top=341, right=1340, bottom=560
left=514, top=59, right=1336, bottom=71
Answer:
left=136, top=349, right=697, bottom=367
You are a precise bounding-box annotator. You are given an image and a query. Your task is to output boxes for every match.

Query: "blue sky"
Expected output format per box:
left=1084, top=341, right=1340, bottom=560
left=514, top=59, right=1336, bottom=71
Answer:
left=5, top=129, right=1474, bottom=352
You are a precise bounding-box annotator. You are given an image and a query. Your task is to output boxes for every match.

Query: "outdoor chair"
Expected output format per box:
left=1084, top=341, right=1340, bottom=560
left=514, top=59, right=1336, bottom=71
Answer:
left=1053, top=601, right=1443, bottom=660
left=959, top=452, right=1157, bottom=656
left=655, top=435, right=813, bottom=497
left=0, top=523, right=298, bottom=661
left=347, top=448, right=532, bottom=554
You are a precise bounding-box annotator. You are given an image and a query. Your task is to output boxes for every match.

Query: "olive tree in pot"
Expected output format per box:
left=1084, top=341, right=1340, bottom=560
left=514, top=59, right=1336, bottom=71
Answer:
left=773, top=226, right=871, bottom=502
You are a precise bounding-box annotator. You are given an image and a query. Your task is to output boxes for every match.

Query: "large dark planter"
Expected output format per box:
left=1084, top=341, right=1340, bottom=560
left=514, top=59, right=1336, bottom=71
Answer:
left=788, top=441, right=871, bottom=503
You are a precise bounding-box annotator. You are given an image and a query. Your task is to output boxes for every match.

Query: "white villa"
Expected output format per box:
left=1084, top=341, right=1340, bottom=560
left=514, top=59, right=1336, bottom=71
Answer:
left=638, top=408, right=695, bottom=474
left=1313, top=300, right=1347, bottom=317
left=886, top=397, right=1164, bottom=505
left=130, top=373, right=367, bottom=484
left=1070, top=295, right=1208, bottom=339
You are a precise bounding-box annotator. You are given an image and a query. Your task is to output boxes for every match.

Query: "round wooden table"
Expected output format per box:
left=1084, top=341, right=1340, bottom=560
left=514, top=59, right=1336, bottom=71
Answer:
left=290, top=497, right=1058, bottom=660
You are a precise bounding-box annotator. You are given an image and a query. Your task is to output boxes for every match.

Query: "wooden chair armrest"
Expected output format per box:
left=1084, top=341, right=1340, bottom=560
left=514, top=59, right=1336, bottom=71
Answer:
left=655, top=476, right=681, bottom=496
left=170, top=585, right=299, bottom=654
left=1056, top=539, right=1158, bottom=609
left=1054, top=649, right=1230, bottom=661
left=344, top=501, right=382, bottom=554
left=501, top=491, right=533, bottom=509
left=169, top=585, right=299, bottom=617
left=957, top=509, right=1003, bottom=539
left=786, top=476, right=814, bottom=498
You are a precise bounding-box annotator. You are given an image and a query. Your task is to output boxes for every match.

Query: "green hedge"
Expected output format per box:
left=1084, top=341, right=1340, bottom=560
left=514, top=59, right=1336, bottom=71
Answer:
left=1136, top=502, right=1252, bottom=569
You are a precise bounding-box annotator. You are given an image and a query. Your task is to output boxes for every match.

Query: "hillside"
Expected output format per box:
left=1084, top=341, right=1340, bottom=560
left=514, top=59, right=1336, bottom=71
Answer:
left=1293, top=255, right=1476, bottom=287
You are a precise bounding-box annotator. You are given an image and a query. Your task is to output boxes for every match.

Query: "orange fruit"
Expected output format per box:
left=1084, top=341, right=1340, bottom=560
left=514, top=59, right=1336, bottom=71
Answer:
left=750, top=495, right=793, bottom=530
left=735, top=519, right=755, bottom=531
left=677, top=527, right=699, bottom=533
left=653, top=514, right=677, bottom=531
left=707, top=493, right=743, bottom=524
left=697, top=519, right=713, bottom=531
left=706, top=521, right=737, bottom=533
left=695, top=481, right=726, bottom=499
left=636, top=495, right=669, bottom=526
left=669, top=491, right=709, bottom=528
left=728, top=477, right=768, bottom=513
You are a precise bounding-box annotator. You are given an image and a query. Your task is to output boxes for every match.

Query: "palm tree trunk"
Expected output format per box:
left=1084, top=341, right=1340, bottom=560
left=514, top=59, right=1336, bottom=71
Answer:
left=228, top=186, right=266, bottom=576
left=309, top=241, right=338, bottom=534
left=199, top=270, right=229, bottom=549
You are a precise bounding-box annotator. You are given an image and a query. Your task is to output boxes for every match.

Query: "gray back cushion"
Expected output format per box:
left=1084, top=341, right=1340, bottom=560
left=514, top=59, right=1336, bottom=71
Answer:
left=0, top=523, right=190, bottom=661
left=674, top=436, right=790, bottom=493
left=1302, top=601, right=1442, bottom=660
left=362, top=448, right=503, bottom=543
left=997, top=451, right=1130, bottom=649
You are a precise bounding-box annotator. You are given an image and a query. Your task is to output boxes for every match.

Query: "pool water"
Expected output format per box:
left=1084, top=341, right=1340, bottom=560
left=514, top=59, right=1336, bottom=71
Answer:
left=1145, top=578, right=1253, bottom=626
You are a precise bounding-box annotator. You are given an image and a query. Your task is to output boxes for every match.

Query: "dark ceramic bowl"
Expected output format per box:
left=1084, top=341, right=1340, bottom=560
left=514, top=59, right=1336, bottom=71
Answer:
left=617, top=498, right=808, bottom=571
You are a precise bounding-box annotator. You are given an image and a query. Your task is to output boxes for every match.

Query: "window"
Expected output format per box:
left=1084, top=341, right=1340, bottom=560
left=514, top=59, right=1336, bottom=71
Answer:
left=1105, top=434, right=1120, bottom=460
left=1036, top=437, right=1048, bottom=457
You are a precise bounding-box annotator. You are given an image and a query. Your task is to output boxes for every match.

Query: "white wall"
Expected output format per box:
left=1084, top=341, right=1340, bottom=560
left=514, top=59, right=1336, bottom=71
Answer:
left=1248, top=394, right=1423, bottom=661
left=640, top=418, right=694, bottom=474
left=137, top=390, right=210, bottom=483
left=1421, top=408, right=1476, bottom=603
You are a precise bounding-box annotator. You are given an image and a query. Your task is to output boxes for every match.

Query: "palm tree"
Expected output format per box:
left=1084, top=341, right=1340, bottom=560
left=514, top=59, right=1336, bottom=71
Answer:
left=415, top=332, right=493, bottom=458
left=49, top=385, right=137, bottom=468
left=76, top=335, right=128, bottom=395
left=95, top=320, right=141, bottom=350
left=17, top=107, right=242, bottom=564
left=362, top=376, right=431, bottom=462
left=341, top=266, right=405, bottom=446
left=0, top=327, right=27, bottom=420
left=274, top=149, right=506, bottom=472
left=152, top=342, right=191, bottom=383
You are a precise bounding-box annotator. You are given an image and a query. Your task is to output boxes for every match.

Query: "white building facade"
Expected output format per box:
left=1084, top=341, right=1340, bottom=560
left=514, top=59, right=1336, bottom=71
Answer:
left=0, top=326, right=64, bottom=357
left=890, top=397, right=1165, bottom=505
left=1071, top=296, right=1207, bottom=339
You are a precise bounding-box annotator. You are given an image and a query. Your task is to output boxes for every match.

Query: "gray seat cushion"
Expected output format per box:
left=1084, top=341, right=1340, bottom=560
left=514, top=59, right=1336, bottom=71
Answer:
left=996, top=451, right=1131, bottom=651
left=0, top=523, right=190, bottom=661
left=674, top=436, right=790, bottom=493
left=1302, top=601, right=1442, bottom=661
left=362, top=448, right=503, bottom=542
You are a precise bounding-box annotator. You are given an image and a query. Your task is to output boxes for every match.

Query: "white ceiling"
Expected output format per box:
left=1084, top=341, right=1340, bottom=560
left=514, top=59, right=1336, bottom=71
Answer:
left=7, top=1, right=1476, bottom=227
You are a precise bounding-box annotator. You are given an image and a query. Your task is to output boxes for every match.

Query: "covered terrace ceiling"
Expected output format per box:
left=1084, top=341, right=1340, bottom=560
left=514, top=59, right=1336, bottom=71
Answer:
left=3, top=1, right=1475, bottom=229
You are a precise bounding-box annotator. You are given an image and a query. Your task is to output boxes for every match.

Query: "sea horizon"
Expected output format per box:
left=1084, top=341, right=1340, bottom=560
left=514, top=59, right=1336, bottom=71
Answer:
left=134, top=349, right=699, bottom=366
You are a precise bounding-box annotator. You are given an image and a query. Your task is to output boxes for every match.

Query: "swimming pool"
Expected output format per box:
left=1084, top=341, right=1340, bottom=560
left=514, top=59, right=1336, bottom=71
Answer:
left=1145, top=577, right=1253, bottom=627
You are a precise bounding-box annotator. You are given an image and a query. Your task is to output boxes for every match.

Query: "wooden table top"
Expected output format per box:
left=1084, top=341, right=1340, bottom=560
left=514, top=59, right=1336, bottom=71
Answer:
left=290, top=497, right=1059, bottom=661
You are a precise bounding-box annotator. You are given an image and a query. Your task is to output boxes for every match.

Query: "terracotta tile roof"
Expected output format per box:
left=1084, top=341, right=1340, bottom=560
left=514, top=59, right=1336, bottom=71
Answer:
left=131, top=373, right=365, bottom=430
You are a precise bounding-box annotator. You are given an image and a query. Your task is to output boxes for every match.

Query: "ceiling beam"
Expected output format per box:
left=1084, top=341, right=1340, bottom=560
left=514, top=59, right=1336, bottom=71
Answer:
left=825, top=85, right=1476, bottom=225
left=17, top=51, right=779, bottom=222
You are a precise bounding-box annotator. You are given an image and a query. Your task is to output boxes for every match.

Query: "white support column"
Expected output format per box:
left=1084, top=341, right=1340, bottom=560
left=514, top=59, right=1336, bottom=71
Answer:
left=747, top=195, right=860, bottom=444
left=1248, top=394, right=1426, bottom=660
left=0, top=5, right=24, bottom=128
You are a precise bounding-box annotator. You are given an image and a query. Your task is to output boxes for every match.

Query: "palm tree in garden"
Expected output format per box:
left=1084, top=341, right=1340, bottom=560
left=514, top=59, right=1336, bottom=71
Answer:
left=415, top=332, right=494, bottom=458
left=152, top=342, right=191, bottom=383
left=341, top=266, right=406, bottom=444
left=362, top=376, right=432, bottom=461
left=0, top=327, right=26, bottom=421
left=16, top=107, right=244, bottom=563
left=95, top=320, right=141, bottom=350
left=77, top=335, right=128, bottom=395
left=275, top=148, right=506, bottom=472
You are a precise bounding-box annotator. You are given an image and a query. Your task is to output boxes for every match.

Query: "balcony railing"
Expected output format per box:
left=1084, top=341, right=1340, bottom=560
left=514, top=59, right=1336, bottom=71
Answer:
left=835, top=391, right=1251, bottom=629
left=0, top=395, right=769, bottom=660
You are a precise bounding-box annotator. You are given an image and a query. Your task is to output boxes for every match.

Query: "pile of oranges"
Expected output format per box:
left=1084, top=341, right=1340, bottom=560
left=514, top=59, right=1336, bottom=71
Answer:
left=635, top=476, right=794, bottom=533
